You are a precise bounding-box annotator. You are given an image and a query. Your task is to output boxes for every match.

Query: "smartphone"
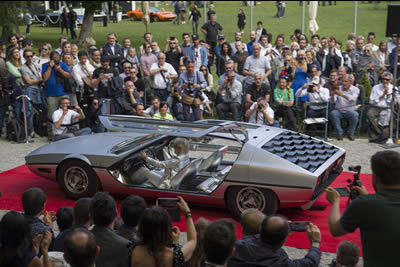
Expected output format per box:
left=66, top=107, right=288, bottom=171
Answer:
left=158, top=197, right=179, bottom=207
left=335, top=187, right=350, bottom=197
left=289, top=221, right=310, bottom=232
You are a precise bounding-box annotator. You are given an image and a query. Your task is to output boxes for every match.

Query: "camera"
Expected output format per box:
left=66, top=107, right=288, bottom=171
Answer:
left=158, top=198, right=181, bottom=222
left=346, top=165, right=362, bottom=205
left=307, top=85, right=315, bottom=93
left=187, top=80, right=193, bottom=88
left=257, top=103, right=264, bottom=110
left=53, top=59, right=60, bottom=66
left=289, top=221, right=310, bottom=232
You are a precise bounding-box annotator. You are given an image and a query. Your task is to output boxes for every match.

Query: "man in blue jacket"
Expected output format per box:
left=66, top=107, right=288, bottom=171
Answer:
left=187, top=34, right=208, bottom=71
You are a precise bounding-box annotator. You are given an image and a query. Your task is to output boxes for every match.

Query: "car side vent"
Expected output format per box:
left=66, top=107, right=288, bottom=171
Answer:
left=262, top=132, right=339, bottom=173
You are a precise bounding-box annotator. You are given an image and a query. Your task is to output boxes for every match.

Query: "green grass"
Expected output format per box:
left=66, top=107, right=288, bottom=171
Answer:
left=27, top=1, right=396, bottom=52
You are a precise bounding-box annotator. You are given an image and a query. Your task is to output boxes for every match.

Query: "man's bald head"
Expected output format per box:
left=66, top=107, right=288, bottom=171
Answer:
left=240, top=208, right=266, bottom=236
left=260, top=215, right=289, bottom=248
left=64, top=228, right=98, bottom=267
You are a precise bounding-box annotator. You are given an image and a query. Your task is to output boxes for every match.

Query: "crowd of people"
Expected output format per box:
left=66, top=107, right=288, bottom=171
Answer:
left=2, top=149, right=400, bottom=266
left=0, top=4, right=398, bottom=143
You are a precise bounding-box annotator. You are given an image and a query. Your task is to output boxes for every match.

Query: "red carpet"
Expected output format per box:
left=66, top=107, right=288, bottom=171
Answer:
left=0, top=165, right=372, bottom=255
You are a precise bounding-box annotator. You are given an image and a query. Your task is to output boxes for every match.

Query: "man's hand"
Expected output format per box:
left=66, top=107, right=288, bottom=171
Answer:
left=141, top=152, right=148, bottom=160
left=43, top=210, right=56, bottom=226
left=41, top=231, right=52, bottom=252
left=75, top=105, right=83, bottom=113
left=193, top=83, right=201, bottom=89
left=32, top=233, right=43, bottom=254
left=55, top=64, right=62, bottom=72
left=354, top=185, right=369, bottom=196
left=160, top=67, right=168, bottom=72
left=306, top=223, right=321, bottom=247
left=104, top=74, right=112, bottom=81
left=99, top=73, right=106, bottom=80
left=62, top=108, right=68, bottom=116
left=325, top=187, right=341, bottom=204
left=127, top=87, right=134, bottom=94
left=335, top=89, right=344, bottom=97
left=49, top=60, right=55, bottom=68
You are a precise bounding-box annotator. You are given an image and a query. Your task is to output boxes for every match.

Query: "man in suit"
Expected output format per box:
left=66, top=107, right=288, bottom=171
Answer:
left=90, top=192, right=131, bottom=267
left=102, top=33, right=123, bottom=71
left=121, top=38, right=132, bottom=59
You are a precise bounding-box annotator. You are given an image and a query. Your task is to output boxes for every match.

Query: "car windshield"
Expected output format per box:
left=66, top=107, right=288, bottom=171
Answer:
left=149, top=8, right=160, bottom=12
left=110, top=134, right=159, bottom=154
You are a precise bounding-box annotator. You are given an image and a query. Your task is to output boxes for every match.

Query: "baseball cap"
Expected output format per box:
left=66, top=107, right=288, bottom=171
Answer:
left=192, top=34, right=200, bottom=40
left=312, top=76, right=320, bottom=84
left=218, top=34, right=225, bottom=40
left=282, top=45, right=290, bottom=49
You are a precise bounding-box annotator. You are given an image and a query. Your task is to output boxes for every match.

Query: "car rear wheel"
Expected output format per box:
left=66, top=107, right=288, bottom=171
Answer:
left=130, top=14, right=137, bottom=20
left=57, top=160, right=101, bottom=199
left=227, top=186, right=279, bottom=218
left=153, top=15, right=160, bottom=22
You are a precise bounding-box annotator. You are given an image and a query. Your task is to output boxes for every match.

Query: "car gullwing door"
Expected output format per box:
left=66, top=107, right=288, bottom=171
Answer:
left=99, top=115, right=248, bottom=141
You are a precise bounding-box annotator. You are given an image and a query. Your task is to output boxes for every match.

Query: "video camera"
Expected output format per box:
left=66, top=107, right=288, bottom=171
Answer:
left=347, top=165, right=362, bottom=205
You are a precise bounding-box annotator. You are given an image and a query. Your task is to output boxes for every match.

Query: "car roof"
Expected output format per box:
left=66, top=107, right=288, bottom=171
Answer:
left=99, top=115, right=249, bottom=141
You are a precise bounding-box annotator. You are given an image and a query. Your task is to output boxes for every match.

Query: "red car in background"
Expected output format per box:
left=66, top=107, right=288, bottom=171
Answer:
left=127, top=7, right=176, bottom=22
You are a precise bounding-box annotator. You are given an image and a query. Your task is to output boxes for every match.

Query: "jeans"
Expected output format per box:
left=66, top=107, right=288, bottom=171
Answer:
left=24, top=87, right=42, bottom=134
left=183, top=103, right=200, bottom=121
left=216, top=102, right=241, bottom=121
left=0, top=105, right=7, bottom=135
left=154, top=89, right=170, bottom=102
left=330, top=109, right=359, bottom=135
left=26, top=23, right=31, bottom=34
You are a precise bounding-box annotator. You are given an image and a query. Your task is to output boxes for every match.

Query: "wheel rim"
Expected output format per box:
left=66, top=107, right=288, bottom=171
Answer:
left=64, top=166, right=89, bottom=194
left=236, top=187, right=266, bottom=213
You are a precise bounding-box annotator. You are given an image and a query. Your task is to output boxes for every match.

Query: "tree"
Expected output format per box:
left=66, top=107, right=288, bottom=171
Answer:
left=77, top=2, right=102, bottom=46
left=0, top=2, right=26, bottom=41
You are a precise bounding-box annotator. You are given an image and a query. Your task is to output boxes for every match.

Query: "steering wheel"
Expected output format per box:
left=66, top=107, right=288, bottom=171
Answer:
left=142, top=147, right=156, bottom=169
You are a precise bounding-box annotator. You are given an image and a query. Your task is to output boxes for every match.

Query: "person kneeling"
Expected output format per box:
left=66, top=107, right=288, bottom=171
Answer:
left=132, top=138, right=190, bottom=189
left=245, top=97, right=279, bottom=127
left=52, top=96, right=91, bottom=141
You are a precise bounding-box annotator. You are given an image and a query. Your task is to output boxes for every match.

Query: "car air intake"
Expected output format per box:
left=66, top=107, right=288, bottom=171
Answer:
left=262, top=132, right=339, bottom=173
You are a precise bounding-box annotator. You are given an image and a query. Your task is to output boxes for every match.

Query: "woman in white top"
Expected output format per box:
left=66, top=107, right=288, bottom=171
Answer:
left=199, top=65, right=213, bottom=119
left=35, top=43, right=52, bottom=71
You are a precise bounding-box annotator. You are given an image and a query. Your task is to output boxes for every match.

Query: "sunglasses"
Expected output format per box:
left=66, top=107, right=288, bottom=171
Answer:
left=25, top=55, right=33, bottom=58
left=382, top=78, right=391, bottom=81
left=200, top=68, right=207, bottom=71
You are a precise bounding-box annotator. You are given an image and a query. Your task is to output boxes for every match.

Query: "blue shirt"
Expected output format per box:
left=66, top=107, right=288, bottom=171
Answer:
left=178, top=70, right=207, bottom=97
left=42, top=62, right=70, bottom=97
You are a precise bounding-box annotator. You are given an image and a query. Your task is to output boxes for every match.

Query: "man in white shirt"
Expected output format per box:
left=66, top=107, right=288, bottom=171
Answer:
left=296, top=76, right=330, bottom=118
left=150, top=53, right=178, bottom=102
left=230, top=32, right=248, bottom=55
left=52, top=96, right=90, bottom=141
left=259, top=35, right=272, bottom=58
left=245, top=97, right=276, bottom=126
left=72, top=51, right=94, bottom=99
left=367, top=72, right=396, bottom=143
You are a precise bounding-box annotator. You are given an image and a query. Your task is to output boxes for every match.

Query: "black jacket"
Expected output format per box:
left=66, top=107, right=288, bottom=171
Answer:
left=102, top=42, right=124, bottom=70
left=227, top=235, right=320, bottom=267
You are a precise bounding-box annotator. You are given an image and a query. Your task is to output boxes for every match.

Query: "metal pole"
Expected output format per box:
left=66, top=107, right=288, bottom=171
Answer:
left=354, top=1, right=358, bottom=34
left=301, top=1, right=305, bottom=33
left=204, top=1, right=207, bottom=23
left=250, top=2, right=254, bottom=31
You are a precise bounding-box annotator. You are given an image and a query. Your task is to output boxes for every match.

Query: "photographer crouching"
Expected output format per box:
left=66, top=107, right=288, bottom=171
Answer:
left=325, top=151, right=400, bottom=267
left=178, top=61, right=207, bottom=121
left=245, top=97, right=279, bottom=127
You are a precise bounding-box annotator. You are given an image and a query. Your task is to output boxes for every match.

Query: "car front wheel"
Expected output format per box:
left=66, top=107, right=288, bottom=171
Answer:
left=227, top=186, right=279, bottom=218
left=57, top=159, right=101, bottom=199
left=153, top=15, right=160, bottom=22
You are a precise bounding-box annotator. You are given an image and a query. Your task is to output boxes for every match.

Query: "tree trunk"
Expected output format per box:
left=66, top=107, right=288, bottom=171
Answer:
left=78, top=9, right=95, bottom=45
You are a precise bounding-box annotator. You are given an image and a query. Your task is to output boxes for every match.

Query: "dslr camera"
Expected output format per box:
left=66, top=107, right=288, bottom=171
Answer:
left=53, top=59, right=60, bottom=66
left=187, top=80, right=193, bottom=89
left=307, top=84, right=315, bottom=93
left=257, top=103, right=264, bottom=110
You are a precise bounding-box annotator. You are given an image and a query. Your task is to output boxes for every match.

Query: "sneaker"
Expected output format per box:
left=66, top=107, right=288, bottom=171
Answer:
left=348, top=134, right=355, bottom=141
left=337, top=134, right=343, bottom=141
left=29, top=132, right=35, bottom=138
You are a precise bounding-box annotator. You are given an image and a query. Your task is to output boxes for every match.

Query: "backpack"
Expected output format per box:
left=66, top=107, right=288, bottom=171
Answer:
left=33, top=109, right=48, bottom=137
left=6, top=117, right=25, bottom=143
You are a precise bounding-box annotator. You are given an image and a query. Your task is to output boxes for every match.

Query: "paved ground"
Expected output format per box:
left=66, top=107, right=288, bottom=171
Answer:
left=2, top=134, right=400, bottom=266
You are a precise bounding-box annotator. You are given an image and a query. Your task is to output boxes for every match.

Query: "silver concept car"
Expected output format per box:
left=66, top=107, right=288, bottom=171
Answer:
left=25, top=116, right=345, bottom=217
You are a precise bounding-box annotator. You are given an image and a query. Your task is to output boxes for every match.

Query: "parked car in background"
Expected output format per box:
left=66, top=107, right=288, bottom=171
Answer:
left=25, top=116, right=345, bottom=218
left=127, top=7, right=176, bottom=22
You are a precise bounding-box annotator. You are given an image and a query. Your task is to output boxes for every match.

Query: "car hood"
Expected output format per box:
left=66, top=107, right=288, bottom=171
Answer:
left=25, top=132, right=147, bottom=165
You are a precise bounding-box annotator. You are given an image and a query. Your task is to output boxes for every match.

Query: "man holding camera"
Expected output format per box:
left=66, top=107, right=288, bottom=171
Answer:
left=228, top=215, right=321, bottom=267
left=178, top=61, right=207, bottom=121
left=295, top=76, right=330, bottom=118
left=326, top=150, right=400, bottom=267
left=216, top=70, right=242, bottom=121
left=245, top=97, right=276, bottom=126
left=150, top=53, right=178, bottom=102
left=42, top=51, right=72, bottom=139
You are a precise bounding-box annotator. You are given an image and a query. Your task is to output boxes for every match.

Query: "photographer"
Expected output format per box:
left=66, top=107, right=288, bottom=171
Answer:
left=178, top=61, right=207, bottom=121
left=118, top=80, right=141, bottom=115
left=150, top=53, right=178, bottom=102
left=52, top=96, right=90, bottom=141
left=167, top=78, right=184, bottom=121
left=42, top=51, right=71, bottom=139
left=245, top=97, right=276, bottom=126
left=216, top=70, right=242, bottom=121
left=295, top=76, right=330, bottom=118
left=164, top=37, right=183, bottom=72
left=325, top=150, right=400, bottom=267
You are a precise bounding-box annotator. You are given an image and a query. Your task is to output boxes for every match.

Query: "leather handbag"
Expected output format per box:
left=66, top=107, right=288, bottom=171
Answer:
left=182, top=93, right=194, bottom=105
left=193, top=97, right=202, bottom=107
